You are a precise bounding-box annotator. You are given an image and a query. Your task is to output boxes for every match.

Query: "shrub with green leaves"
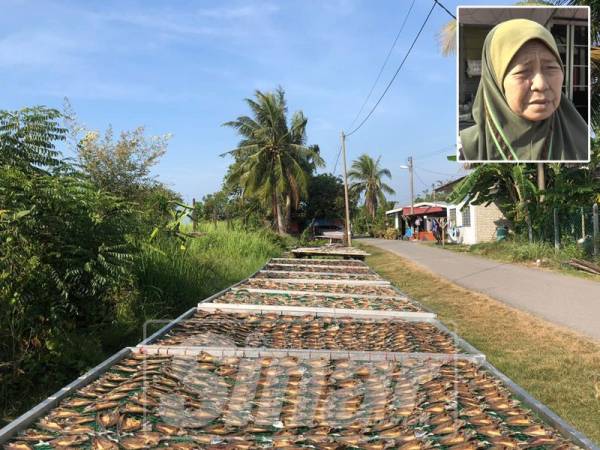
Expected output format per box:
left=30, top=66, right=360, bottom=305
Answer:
left=0, top=107, right=137, bottom=417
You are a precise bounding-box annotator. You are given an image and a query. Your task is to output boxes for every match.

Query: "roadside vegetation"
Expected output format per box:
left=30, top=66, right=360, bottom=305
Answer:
left=0, top=106, right=289, bottom=425
left=437, top=239, right=600, bottom=279
left=362, top=243, right=600, bottom=444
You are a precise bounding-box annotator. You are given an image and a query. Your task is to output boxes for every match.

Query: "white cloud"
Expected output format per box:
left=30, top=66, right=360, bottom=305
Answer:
left=0, top=31, right=84, bottom=68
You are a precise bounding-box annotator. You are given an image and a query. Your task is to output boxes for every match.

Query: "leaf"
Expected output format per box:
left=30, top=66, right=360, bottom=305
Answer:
left=149, top=227, right=159, bottom=241
left=13, top=209, right=31, bottom=219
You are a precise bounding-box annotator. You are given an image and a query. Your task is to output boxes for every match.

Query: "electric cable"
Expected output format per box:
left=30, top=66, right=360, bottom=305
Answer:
left=347, top=0, right=416, bottom=130
left=345, top=1, right=437, bottom=137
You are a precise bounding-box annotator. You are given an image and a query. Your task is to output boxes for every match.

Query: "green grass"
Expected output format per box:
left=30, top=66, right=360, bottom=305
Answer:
left=436, top=239, right=600, bottom=281
left=125, top=221, right=292, bottom=339
left=360, top=243, right=600, bottom=445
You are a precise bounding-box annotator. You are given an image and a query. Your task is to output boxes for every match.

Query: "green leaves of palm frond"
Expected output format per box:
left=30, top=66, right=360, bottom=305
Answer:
left=438, top=19, right=456, bottom=57
left=221, top=88, right=319, bottom=219
left=348, top=154, right=395, bottom=217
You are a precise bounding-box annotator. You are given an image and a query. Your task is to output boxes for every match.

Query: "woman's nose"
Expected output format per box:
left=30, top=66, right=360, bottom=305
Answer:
left=530, top=71, right=549, bottom=92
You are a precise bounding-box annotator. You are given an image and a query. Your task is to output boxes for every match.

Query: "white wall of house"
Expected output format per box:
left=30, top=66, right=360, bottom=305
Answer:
left=447, top=201, right=507, bottom=245
left=447, top=202, right=477, bottom=245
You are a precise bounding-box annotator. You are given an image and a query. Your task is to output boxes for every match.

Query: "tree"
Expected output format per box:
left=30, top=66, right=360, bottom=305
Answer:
left=0, top=107, right=65, bottom=173
left=200, top=191, right=230, bottom=223
left=222, top=87, right=323, bottom=234
left=0, top=107, right=137, bottom=411
left=77, top=125, right=171, bottom=200
left=449, top=164, right=538, bottom=240
left=302, top=173, right=347, bottom=221
left=348, top=154, right=396, bottom=220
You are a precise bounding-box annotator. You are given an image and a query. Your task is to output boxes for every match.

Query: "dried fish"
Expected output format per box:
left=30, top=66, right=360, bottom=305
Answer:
left=49, top=434, right=89, bottom=447
left=3, top=443, right=33, bottom=450
left=119, top=415, right=142, bottom=433
left=92, top=436, right=119, bottom=450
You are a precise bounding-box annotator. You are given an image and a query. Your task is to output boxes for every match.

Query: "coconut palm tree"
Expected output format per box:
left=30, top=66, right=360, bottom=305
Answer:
left=348, top=154, right=395, bottom=220
left=223, top=88, right=323, bottom=234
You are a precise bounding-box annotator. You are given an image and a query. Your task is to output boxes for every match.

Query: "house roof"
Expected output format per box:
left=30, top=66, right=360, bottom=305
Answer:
left=433, top=177, right=466, bottom=194
left=459, top=6, right=588, bottom=26
left=386, top=202, right=449, bottom=215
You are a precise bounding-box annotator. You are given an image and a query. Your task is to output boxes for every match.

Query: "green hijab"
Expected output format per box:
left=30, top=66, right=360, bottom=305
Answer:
left=460, top=18, right=588, bottom=161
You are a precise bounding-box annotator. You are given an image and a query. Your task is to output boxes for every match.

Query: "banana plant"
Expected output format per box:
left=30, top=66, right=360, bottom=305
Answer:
left=148, top=201, right=198, bottom=253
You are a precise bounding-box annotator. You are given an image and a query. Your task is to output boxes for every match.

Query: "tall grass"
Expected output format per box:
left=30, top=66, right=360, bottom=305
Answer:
left=127, top=222, right=289, bottom=339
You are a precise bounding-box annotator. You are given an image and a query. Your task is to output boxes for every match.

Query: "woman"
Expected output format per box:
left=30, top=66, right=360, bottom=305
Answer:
left=459, top=18, right=588, bottom=162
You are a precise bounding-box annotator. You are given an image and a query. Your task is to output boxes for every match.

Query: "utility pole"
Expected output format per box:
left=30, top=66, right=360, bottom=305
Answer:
left=537, top=163, right=545, bottom=202
left=432, top=183, right=436, bottom=204
left=341, top=131, right=352, bottom=247
left=408, top=156, right=414, bottom=215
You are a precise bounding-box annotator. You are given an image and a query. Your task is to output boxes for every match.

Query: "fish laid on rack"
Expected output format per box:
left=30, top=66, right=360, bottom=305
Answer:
left=255, top=271, right=384, bottom=281
left=207, top=291, right=422, bottom=312
left=238, top=279, right=400, bottom=297
left=264, top=263, right=372, bottom=274
left=271, top=257, right=367, bottom=267
left=154, top=311, right=458, bottom=353
left=4, top=353, right=581, bottom=450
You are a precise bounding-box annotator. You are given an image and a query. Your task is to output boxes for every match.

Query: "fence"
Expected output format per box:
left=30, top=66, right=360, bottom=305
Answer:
left=549, top=203, right=599, bottom=257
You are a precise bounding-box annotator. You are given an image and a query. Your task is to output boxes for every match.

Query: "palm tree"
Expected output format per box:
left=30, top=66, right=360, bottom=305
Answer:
left=348, top=154, right=395, bottom=220
left=222, top=88, right=323, bottom=234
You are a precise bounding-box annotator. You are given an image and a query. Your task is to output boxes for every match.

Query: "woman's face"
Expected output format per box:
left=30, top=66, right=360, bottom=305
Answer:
left=502, top=39, right=564, bottom=122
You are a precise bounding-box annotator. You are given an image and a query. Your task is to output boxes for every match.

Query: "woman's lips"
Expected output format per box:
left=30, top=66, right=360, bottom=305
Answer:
left=529, top=99, right=549, bottom=105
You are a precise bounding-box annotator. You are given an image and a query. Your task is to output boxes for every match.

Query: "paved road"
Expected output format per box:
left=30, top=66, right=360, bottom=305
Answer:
left=361, top=238, right=600, bottom=341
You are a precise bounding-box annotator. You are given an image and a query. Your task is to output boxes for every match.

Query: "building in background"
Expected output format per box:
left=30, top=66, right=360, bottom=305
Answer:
left=435, top=178, right=511, bottom=245
left=386, top=202, right=448, bottom=241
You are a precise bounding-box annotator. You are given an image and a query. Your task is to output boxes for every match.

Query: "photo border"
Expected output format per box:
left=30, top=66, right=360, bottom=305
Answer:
left=455, top=5, right=591, bottom=164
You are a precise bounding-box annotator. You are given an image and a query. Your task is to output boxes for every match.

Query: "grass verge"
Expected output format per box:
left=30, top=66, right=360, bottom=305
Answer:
left=435, top=240, right=600, bottom=281
left=361, top=243, right=600, bottom=445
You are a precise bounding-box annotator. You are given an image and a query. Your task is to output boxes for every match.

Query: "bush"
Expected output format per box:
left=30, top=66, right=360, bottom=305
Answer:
left=383, top=227, right=399, bottom=240
left=0, top=167, right=137, bottom=417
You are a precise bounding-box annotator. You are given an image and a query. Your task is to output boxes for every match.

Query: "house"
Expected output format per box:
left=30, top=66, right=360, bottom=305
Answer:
left=435, top=178, right=511, bottom=245
left=386, top=202, right=448, bottom=241
left=459, top=7, right=589, bottom=129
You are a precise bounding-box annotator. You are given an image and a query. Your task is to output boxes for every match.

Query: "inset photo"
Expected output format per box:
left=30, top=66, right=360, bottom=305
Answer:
left=457, top=6, right=590, bottom=162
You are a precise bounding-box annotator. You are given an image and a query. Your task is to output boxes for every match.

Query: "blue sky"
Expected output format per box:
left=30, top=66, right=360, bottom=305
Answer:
left=2, top=0, right=509, bottom=205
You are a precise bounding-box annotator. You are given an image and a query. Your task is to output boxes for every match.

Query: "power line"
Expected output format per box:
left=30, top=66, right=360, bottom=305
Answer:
left=434, top=0, right=456, bottom=20
left=345, top=1, right=437, bottom=137
left=332, top=145, right=342, bottom=174
left=414, top=144, right=456, bottom=160
left=415, top=166, right=456, bottom=177
left=413, top=169, right=429, bottom=188
left=347, top=0, right=416, bottom=131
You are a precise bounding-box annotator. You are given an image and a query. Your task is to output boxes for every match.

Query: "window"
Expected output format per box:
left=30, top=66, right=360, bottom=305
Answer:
left=461, top=206, right=471, bottom=227
left=551, top=22, right=589, bottom=122
left=449, top=209, right=457, bottom=225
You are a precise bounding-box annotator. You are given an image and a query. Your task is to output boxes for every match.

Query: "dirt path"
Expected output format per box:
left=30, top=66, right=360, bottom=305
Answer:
left=360, top=238, right=600, bottom=341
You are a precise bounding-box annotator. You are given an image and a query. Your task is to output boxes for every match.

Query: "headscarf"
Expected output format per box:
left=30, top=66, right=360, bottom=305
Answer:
left=460, top=18, right=588, bottom=161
